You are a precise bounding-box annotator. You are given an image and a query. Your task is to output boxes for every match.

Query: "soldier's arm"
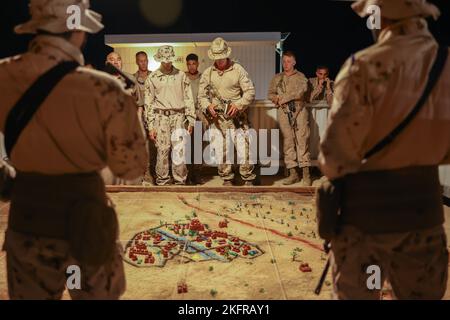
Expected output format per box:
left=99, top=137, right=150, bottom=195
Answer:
left=235, top=67, right=255, bottom=111
left=279, top=75, right=308, bottom=105
left=102, top=84, right=148, bottom=180
left=268, top=75, right=279, bottom=102
left=198, top=71, right=211, bottom=112
left=325, top=81, right=335, bottom=106
left=318, top=59, right=373, bottom=180
left=182, top=73, right=196, bottom=127
left=310, top=79, right=323, bottom=102
left=144, top=77, right=156, bottom=131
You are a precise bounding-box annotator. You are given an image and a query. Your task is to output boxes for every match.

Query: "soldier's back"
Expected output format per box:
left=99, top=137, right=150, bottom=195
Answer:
left=0, top=48, right=146, bottom=177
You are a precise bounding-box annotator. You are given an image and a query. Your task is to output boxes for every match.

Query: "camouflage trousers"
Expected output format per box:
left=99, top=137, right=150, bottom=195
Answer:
left=209, top=115, right=256, bottom=182
left=187, top=117, right=208, bottom=184
left=308, top=107, right=329, bottom=165
left=278, top=107, right=311, bottom=169
left=330, top=225, right=449, bottom=300
left=154, top=113, right=188, bottom=185
left=3, top=229, right=125, bottom=300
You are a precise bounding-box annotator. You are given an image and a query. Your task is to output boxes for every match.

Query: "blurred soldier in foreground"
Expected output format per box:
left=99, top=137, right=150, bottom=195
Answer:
left=198, top=38, right=256, bottom=186
left=144, top=46, right=195, bottom=185
left=318, top=0, right=450, bottom=299
left=308, top=66, right=334, bottom=167
left=268, top=51, right=311, bottom=186
left=0, top=0, right=147, bottom=299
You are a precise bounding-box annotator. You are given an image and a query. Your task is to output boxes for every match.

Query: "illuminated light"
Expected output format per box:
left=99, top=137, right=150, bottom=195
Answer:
left=148, top=58, right=160, bottom=71
left=138, top=0, right=183, bottom=28
left=109, top=42, right=198, bottom=48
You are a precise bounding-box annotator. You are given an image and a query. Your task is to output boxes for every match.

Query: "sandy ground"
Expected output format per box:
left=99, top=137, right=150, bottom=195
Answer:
left=0, top=174, right=449, bottom=300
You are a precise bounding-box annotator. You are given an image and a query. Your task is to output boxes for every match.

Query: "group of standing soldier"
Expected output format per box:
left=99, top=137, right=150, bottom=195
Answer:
left=105, top=39, right=335, bottom=187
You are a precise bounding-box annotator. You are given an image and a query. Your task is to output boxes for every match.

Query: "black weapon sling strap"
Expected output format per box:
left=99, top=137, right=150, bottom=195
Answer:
left=5, top=61, right=80, bottom=157
left=363, top=45, right=448, bottom=160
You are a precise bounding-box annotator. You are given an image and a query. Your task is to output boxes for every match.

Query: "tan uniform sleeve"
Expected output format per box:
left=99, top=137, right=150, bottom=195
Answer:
left=198, top=70, right=211, bottom=113
left=318, top=58, right=374, bottom=180
left=310, top=79, right=322, bottom=102
left=101, top=82, right=148, bottom=180
left=268, top=75, right=279, bottom=102
left=279, top=74, right=307, bottom=105
left=182, top=73, right=196, bottom=127
left=144, top=76, right=156, bottom=131
left=326, top=81, right=335, bottom=106
left=235, top=67, right=255, bottom=111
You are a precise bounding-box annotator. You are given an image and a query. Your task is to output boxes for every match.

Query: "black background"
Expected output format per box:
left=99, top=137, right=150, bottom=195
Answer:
left=0, top=0, right=449, bottom=79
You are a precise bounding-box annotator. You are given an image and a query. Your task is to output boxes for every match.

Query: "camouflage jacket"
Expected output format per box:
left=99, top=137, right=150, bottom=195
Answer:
left=319, top=18, right=450, bottom=179
left=198, top=62, right=255, bottom=113
left=144, top=67, right=195, bottom=130
left=268, top=70, right=309, bottom=110
left=0, top=35, right=148, bottom=179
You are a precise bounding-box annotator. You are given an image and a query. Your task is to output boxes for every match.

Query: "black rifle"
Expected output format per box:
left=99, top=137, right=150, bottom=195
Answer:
left=104, top=62, right=136, bottom=90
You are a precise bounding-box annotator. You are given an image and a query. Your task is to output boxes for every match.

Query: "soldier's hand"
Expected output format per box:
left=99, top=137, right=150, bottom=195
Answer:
left=271, top=96, right=280, bottom=106
left=207, top=104, right=217, bottom=118
left=149, top=129, right=157, bottom=142
left=227, top=104, right=239, bottom=118
left=325, top=78, right=332, bottom=89
left=188, top=125, right=194, bottom=135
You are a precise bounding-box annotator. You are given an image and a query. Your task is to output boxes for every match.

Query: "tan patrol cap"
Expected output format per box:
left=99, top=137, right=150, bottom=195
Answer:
left=352, top=0, right=440, bottom=20
left=15, top=0, right=104, bottom=34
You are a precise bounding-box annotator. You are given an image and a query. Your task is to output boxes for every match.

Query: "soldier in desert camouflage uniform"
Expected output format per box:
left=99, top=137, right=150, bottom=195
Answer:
left=319, top=0, right=450, bottom=299
left=144, top=46, right=195, bottom=186
left=198, top=38, right=256, bottom=186
left=307, top=66, right=334, bottom=167
left=268, top=51, right=311, bottom=186
left=0, top=0, right=148, bottom=299
left=133, top=51, right=155, bottom=186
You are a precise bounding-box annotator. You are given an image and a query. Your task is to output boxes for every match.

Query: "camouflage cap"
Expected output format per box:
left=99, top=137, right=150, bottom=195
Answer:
left=352, top=0, right=440, bottom=20
left=15, top=0, right=103, bottom=35
left=154, top=45, right=176, bottom=63
left=207, top=37, right=232, bottom=60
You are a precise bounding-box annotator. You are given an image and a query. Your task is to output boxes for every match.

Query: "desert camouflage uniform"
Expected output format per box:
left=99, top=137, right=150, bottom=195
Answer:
left=144, top=67, right=195, bottom=185
left=307, top=77, right=334, bottom=164
left=186, top=72, right=206, bottom=183
left=319, top=16, right=450, bottom=299
left=4, top=229, right=125, bottom=300
left=134, top=70, right=156, bottom=185
left=0, top=35, right=148, bottom=299
left=198, top=62, right=256, bottom=182
left=268, top=70, right=311, bottom=169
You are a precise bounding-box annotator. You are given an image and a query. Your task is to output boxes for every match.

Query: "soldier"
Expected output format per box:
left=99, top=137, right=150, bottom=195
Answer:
left=144, top=45, right=195, bottom=186
left=0, top=0, right=148, bottom=299
left=133, top=51, right=155, bottom=186
left=185, top=53, right=205, bottom=185
left=319, top=0, right=450, bottom=299
left=133, top=51, right=151, bottom=109
left=268, top=51, right=311, bottom=186
left=102, top=51, right=142, bottom=186
left=308, top=66, right=334, bottom=168
left=198, top=38, right=257, bottom=186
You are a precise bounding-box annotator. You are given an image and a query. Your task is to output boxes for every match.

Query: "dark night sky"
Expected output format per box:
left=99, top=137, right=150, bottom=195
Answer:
left=1, top=0, right=449, bottom=79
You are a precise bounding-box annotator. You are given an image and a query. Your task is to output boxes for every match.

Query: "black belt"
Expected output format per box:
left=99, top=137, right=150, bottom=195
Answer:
left=154, top=109, right=185, bottom=116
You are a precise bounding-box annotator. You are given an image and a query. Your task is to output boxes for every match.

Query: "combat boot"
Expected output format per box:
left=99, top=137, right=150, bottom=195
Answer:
left=300, top=167, right=312, bottom=186
left=282, top=168, right=300, bottom=185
